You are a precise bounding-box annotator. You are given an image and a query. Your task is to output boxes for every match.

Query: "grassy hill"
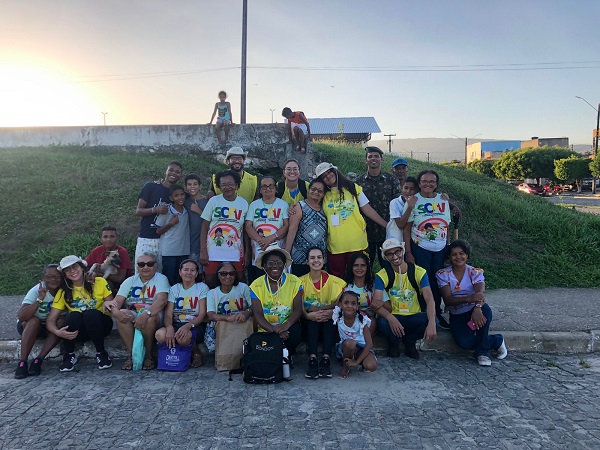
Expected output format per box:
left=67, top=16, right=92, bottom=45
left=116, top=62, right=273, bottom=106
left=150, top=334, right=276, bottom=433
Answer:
left=1, top=143, right=599, bottom=294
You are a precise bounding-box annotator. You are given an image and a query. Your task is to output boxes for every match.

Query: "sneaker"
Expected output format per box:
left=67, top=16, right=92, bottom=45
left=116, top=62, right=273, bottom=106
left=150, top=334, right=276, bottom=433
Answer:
left=15, top=360, right=29, bottom=379
left=404, top=341, right=420, bottom=360
left=477, top=355, right=492, bottom=366
left=319, top=357, right=332, bottom=378
left=59, top=353, right=77, bottom=372
left=28, top=357, right=43, bottom=376
left=305, top=357, right=319, bottom=379
left=496, top=339, right=508, bottom=360
left=387, top=343, right=401, bottom=358
left=96, top=351, right=112, bottom=370
left=437, top=314, right=451, bottom=330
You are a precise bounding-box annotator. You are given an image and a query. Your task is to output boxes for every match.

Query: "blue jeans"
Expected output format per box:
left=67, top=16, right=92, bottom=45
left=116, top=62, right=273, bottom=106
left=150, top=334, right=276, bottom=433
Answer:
left=377, top=312, right=429, bottom=346
left=161, top=255, right=187, bottom=286
left=449, top=304, right=503, bottom=358
left=410, top=241, right=446, bottom=316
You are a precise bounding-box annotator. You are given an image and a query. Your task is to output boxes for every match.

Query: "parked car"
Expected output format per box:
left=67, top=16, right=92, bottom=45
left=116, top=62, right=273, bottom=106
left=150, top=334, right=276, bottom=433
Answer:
left=543, top=184, right=563, bottom=196
left=517, top=183, right=545, bottom=195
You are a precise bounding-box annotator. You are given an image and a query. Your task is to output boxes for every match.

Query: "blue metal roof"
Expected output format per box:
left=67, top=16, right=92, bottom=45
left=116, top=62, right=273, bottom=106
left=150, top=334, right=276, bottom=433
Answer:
left=309, top=117, right=380, bottom=135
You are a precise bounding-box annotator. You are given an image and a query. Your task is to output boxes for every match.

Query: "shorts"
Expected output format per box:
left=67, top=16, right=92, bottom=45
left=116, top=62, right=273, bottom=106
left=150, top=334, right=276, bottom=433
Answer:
left=174, top=321, right=207, bottom=344
left=204, top=260, right=244, bottom=275
left=216, top=118, right=231, bottom=126
left=17, top=320, right=48, bottom=339
left=291, top=123, right=308, bottom=134
left=335, top=341, right=376, bottom=361
left=126, top=307, right=165, bottom=328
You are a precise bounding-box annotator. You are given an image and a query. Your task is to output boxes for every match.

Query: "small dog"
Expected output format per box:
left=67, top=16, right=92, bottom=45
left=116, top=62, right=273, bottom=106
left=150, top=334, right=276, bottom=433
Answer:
left=89, top=250, right=122, bottom=279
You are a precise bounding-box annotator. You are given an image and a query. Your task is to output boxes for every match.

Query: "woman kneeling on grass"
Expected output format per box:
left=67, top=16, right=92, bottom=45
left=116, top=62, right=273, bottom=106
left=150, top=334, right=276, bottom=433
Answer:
left=46, top=256, right=114, bottom=372
left=436, top=240, right=507, bottom=367
left=155, top=259, right=209, bottom=368
left=333, top=291, right=377, bottom=379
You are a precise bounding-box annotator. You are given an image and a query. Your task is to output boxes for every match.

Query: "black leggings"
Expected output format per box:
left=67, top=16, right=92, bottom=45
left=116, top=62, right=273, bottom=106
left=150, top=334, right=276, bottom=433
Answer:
left=63, top=310, right=113, bottom=353
left=305, top=319, right=337, bottom=356
left=284, top=322, right=303, bottom=356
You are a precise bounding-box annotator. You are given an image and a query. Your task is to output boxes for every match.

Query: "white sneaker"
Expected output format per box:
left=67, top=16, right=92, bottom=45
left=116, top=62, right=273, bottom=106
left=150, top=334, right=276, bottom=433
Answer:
left=477, top=355, right=492, bottom=366
left=497, top=339, right=508, bottom=360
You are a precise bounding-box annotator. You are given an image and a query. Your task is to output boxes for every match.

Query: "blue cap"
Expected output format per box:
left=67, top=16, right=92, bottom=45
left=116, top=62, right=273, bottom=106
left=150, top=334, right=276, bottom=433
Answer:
left=392, top=158, right=408, bottom=168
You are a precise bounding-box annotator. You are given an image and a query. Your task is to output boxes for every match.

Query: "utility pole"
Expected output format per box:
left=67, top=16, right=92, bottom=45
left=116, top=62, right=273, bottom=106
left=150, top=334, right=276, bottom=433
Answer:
left=240, top=0, right=247, bottom=124
left=384, top=133, right=396, bottom=153
left=427, top=152, right=430, bottom=162
left=270, top=109, right=275, bottom=123
left=451, top=133, right=481, bottom=165
left=575, top=96, right=599, bottom=193
left=101, top=112, right=108, bottom=126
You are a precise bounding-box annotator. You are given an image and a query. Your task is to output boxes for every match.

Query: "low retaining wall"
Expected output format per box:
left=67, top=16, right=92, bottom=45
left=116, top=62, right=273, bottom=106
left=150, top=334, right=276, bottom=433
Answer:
left=0, top=123, right=315, bottom=175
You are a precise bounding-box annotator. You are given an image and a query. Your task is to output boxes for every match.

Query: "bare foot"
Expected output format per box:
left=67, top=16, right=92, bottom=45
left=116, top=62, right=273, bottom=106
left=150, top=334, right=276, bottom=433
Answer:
left=339, top=366, right=349, bottom=379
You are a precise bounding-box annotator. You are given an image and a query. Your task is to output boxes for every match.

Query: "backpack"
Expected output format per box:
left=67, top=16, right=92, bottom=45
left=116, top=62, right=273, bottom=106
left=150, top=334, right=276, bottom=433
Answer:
left=276, top=180, right=308, bottom=201
left=232, top=332, right=288, bottom=384
left=384, top=263, right=427, bottom=312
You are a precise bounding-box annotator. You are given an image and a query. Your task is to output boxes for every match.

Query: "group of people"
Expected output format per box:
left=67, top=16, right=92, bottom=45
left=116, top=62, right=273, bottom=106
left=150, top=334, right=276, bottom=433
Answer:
left=15, top=144, right=508, bottom=380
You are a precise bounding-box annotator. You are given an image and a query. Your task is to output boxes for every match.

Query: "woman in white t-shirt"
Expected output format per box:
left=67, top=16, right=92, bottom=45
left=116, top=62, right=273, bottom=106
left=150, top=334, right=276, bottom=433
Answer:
left=206, top=262, right=252, bottom=322
left=155, top=259, right=209, bottom=367
left=403, top=170, right=451, bottom=329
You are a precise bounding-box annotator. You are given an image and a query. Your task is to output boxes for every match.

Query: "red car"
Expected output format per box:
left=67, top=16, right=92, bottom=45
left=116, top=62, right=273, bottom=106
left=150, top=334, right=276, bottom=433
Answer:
left=517, top=183, right=545, bottom=195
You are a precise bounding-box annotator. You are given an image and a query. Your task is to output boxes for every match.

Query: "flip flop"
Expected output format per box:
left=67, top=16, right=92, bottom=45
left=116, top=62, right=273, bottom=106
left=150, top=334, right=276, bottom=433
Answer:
left=121, top=358, right=133, bottom=371
left=142, top=358, right=155, bottom=370
left=190, top=352, right=203, bottom=368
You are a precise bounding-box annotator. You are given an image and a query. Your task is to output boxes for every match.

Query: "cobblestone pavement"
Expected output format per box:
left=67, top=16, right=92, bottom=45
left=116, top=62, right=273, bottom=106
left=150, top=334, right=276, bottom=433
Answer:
left=1, top=352, right=600, bottom=450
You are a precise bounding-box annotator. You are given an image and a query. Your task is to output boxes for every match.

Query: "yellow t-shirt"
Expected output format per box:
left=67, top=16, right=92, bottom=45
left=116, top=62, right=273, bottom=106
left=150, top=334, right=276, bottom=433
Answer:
left=212, top=171, right=258, bottom=205
left=299, top=272, right=346, bottom=311
left=322, top=185, right=368, bottom=254
left=376, top=267, right=427, bottom=316
left=280, top=180, right=310, bottom=206
left=52, top=277, right=112, bottom=314
left=250, top=273, right=303, bottom=327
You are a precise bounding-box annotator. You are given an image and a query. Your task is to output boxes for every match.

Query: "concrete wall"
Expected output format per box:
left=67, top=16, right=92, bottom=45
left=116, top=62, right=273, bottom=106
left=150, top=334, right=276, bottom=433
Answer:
left=0, top=123, right=315, bottom=176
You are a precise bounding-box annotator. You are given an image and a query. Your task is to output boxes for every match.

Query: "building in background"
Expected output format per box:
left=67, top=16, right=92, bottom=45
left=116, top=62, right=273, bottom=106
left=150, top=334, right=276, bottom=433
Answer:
left=310, top=117, right=380, bottom=143
left=521, top=137, right=569, bottom=149
left=466, top=140, right=521, bottom=163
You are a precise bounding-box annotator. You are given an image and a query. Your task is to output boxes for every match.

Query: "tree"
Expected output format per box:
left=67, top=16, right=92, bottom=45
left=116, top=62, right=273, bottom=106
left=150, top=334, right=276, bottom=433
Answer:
left=467, top=159, right=496, bottom=178
left=590, top=156, right=600, bottom=179
left=493, top=147, right=576, bottom=183
left=555, top=156, right=591, bottom=192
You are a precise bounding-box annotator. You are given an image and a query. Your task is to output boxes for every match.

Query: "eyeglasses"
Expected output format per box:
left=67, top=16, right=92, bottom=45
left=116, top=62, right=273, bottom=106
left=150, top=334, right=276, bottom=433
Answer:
left=266, top=261, right=284, bottom=268
left=261, top=184, right=276, bottom=190
left=285, top=168, right=299, bottom=172
left=229, top=157, right=244, bottom=162
left=218, top=271, right=236, bottom=277
left=44, top=275, right=62, bottom=280
left=219, top=183, right=236, bottom=189
left=137, top=261, right=156, bottom=268
left=385, top=250, right=404, bottom=259
left=309, top=187, right=324, bottom=194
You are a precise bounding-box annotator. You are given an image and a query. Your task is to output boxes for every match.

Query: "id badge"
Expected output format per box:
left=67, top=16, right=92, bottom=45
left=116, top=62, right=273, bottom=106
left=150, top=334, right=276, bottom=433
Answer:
left=398, top=301, right=409, bottom=313
left=331, top=214, right=340, bottom=226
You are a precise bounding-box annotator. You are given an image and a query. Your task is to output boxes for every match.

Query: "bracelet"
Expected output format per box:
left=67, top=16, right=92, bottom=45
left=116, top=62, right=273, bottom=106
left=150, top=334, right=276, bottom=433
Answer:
left=151, top=207, right=155, bottom=214
left=475, top=303, right=483, bottom=308
left=275, top=232, right=279, bottom=238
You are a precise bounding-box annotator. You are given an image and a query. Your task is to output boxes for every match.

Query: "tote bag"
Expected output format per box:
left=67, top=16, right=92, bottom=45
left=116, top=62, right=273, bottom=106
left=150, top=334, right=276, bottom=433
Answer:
left=215, top=319, right=254, bottom=372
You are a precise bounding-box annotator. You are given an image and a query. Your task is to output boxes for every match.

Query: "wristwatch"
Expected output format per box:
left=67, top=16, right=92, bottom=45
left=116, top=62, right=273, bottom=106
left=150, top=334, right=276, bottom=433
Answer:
left=190, top=322, right=195, bottom=328
left=145, top=310, right=152, bottom=316
left=36, top=298, right=44, bottom=305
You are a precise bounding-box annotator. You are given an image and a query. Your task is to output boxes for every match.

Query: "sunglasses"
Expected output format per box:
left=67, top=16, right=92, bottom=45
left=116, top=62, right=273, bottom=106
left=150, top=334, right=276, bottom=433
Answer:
left=137, top=261, right=156, bottom=268
left=218, top=271, right=236, bottom=277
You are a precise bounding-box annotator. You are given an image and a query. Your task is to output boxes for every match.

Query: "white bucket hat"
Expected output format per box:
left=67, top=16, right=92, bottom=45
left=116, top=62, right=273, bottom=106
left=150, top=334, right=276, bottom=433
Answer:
left=58, top=255, right=88, bottom=271
left=315, top=162, right=337, bottom=178
left=380, top=239, right=405, bottom=260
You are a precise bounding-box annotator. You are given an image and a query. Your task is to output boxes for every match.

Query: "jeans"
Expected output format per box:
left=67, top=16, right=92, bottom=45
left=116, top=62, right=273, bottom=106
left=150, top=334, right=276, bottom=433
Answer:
left=449, top=304, right=503, bottom=358
left=162, top=255, right=187, bottom=286
left=377, top=312, right=429, bottom=347
left=304, top=318, right=337, bottom=356
left=63, top=310, right=113, bottom=353
left=410, top=241, right=446, bottom=316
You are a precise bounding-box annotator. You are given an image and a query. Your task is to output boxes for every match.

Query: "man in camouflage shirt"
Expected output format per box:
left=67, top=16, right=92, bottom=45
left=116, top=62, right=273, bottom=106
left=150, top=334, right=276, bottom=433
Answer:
left=357, top=146, right=401, bottom=270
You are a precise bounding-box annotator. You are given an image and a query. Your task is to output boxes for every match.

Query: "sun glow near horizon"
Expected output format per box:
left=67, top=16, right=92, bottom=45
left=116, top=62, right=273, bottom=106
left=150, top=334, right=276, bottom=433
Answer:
left=0, top=62, right=106, bottom=127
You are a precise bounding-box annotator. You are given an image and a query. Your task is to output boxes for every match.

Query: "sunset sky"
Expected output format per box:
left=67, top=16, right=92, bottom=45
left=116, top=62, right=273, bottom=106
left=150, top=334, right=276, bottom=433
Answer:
left=1, top=0, right=599, bottom=146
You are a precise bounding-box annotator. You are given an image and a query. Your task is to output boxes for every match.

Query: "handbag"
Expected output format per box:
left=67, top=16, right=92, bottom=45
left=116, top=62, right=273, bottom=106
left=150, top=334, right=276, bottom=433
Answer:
left=204, top=321, right=216, bottom=353
left=215, top=319, right=254, bottom=372
left=157, top=339, right=193, bottom=372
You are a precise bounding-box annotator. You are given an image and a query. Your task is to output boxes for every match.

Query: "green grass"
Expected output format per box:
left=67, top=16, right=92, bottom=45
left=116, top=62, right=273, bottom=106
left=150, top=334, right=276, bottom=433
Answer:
left=1, top=142, right=600, bottom=294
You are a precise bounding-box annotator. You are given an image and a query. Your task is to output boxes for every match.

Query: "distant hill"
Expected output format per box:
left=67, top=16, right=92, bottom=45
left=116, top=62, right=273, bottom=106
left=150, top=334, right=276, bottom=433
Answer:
left=368, top=138, right=592, bottom=163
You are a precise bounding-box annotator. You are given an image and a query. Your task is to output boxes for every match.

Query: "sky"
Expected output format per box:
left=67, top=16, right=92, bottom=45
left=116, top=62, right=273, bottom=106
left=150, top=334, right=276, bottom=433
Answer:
left=1, top=0, right=599, bottom=150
